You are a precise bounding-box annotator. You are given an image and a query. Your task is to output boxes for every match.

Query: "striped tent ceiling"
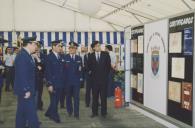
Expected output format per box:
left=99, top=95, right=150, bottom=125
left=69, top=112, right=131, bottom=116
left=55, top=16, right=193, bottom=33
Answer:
left=0, top=31, right=124, bottom=47
left=42, top=0, right=195, bottom=29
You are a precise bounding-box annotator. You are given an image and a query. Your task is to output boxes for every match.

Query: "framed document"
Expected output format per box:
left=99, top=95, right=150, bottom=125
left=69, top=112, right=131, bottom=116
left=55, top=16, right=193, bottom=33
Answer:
left=131, top=74, right=137, bottom=89
left=171, top=57, right=185, bottom=79
left=181, top=82, right=192, bottom=111
left=131, top=39, right=137, bottom=53
left=168, top=81, right=181, bottom=103
left=138, top=35, right=144, bottom=54
left=137, top=73, right=143, bottom=93
left=169, top=32, right=182, bottom=53
left=132, top=56, right=137, bottom=69
left=137, top=56, right=143, bottom=70
left=184, top=27, right=193, bottom=55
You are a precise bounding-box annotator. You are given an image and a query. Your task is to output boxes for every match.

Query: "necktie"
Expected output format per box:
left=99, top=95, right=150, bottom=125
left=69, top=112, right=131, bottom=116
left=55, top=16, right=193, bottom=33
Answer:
left=98, top=53, right=100, bottom=61
left=57, top=54, right=60, bottom=60
left=97, top=52, right=100, bottom=62
left=71, top=55, right=74, bottom=61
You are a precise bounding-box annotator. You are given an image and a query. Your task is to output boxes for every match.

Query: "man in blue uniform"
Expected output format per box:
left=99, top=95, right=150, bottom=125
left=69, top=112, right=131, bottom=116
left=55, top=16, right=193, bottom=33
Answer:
left=64, top=41, right=82, bottom=119
left=59, top=48, right=66, bottom=109
left=45, top=40, right=65, bottom=123
left=14, top=36, right=40, bottom=128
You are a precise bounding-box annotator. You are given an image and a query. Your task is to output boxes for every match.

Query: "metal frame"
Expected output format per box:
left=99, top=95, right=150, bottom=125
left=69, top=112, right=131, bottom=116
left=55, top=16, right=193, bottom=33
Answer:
left=42, top=0, right=125, bottom=30
left=100, top=0, right=140, bottom=19
left=102, top=1, right=157, bottom=20
left=41, top=0, right=195, bottom=30
left=130, top=9, right=195, bottom=29
left=181, top=0, right=192, bottom=10
left=124, top=26, right=131, bottom=105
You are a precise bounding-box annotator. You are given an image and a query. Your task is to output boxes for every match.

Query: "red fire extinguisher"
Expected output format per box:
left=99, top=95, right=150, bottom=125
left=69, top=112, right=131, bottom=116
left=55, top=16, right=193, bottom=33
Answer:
left=114, top=86, right=123, bottom=108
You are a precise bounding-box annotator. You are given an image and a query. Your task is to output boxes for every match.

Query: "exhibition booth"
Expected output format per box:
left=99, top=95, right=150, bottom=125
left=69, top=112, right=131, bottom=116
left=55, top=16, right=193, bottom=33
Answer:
left=126, top=11, right=195, bottom=127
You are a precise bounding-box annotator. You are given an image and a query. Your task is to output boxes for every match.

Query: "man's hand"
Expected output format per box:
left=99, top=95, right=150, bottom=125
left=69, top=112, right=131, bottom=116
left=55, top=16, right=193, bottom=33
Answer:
left=48, top=86, right=53, bottom=93
left=37, top=66, right=42, bottom=70
left=24, top=91, right=31, bottom=99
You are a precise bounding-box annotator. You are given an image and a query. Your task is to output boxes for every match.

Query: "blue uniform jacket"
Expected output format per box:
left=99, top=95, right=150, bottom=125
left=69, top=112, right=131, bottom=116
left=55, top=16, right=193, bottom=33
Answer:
left=64, top=54, right=82, bottom=86
left=45, top=52, right=65, bottom=89
left=14, top=48, right=36, bottom=97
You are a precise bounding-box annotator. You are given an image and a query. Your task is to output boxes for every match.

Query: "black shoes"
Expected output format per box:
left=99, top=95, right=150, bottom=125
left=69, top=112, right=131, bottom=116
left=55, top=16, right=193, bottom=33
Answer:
left=50, top=116, right=61, bottom=123
left=60, top=105, right=65, bottom=109
left=68, top=113, right=72, bottom=117
left=90, top=114, right=98, bottom=118
left=53, top=118, right=61, bottom=123
left=45, top=113, right=50, bottom=118
left=74, top=116, right=79, bottom=120
left=101, top=115, right=106, bottom=118
left=45, top=113, right=60, bottom=123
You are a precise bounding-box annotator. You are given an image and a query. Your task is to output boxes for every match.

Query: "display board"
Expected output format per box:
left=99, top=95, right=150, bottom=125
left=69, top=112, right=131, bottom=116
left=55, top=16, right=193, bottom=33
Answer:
left=144, top=19, right=168, bottom=115
left=168, top=13, right=194, bottom=125
left=130, top=26, right=144, bottom=104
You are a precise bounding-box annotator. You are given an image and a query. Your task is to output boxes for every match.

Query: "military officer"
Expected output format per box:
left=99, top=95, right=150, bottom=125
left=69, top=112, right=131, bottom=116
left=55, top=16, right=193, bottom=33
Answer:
left=59, top=47, right=66, bottom=109
left=64, top=41, right=82, bottom=119
left=45, top=40, right=65, bottom=123
left=14, top=36, right=40, bottom=128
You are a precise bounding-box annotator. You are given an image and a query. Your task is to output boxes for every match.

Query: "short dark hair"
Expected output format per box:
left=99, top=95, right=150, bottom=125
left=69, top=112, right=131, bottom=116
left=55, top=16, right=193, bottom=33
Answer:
left=51, top=40, right=62, bottom=48
left=22, top=42, right=33, bottom=47
left=91, top=40, right=99, bottom=48
left=106, top=45, right=112, bottom=51
left=5, top=47, right=12, bottom=54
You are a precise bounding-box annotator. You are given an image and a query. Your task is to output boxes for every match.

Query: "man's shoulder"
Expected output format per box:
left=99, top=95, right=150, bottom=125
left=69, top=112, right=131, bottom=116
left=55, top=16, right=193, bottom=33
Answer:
left=47, top=52, right=55, bottom=59
left=16, top=49, right=27, bottom=58
left=101, top=51, right=109, bottom=56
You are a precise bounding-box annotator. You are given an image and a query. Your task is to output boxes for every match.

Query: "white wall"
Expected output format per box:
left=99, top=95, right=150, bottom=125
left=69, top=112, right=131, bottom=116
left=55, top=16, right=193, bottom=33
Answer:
left=0, top=0, right=123, bottom=31
left=0, top=0, right=13, bottom=31
left=15, top=0, right=75, bottom=31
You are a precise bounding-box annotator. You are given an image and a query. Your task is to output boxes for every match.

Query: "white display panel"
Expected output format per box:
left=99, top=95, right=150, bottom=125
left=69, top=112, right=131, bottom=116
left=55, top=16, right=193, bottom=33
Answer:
left=144, top=19, right=168, bottom=115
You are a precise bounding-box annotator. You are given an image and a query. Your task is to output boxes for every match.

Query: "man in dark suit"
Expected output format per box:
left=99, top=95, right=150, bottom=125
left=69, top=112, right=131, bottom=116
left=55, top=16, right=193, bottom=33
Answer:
left=45, top=40, right=65, bottom=123
left=88, top=41, right=111, bottom=118
left=84, top=47, right=94, bottom=107
left=64, top=42, right=83, bottom=119
left=32, top=42, right=45, bottom=111
left=14, top=36, right=40, bottom=128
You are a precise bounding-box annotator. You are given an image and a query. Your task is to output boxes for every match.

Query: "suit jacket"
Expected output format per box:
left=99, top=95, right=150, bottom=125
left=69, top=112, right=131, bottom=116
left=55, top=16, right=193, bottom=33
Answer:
left=88, top=51, right=111, bottom=85
left=83, top=53, right=89, bottom=72
left=45, top=52, right=65, bottom=89
left=64, top=54, right=83, bottom=86
left=34, top=56, right=44, bottom=91
left=14, top=48, right=36, bottom=97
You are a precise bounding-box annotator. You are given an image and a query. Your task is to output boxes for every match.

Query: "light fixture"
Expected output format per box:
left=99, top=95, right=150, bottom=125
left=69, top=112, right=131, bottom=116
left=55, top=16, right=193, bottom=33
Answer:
left=79, top=0, right=102, bottom=16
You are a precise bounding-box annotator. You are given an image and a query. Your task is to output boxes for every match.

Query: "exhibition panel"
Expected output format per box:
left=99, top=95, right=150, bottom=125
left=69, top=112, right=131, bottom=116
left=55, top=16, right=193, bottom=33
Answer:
left=129, top=11, right=194, bottom=126
left=144, top=19, right=168, bottom=115
left=168, top=13, right=194, bottom=125
left=130, top=26, right=144, bottom=104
